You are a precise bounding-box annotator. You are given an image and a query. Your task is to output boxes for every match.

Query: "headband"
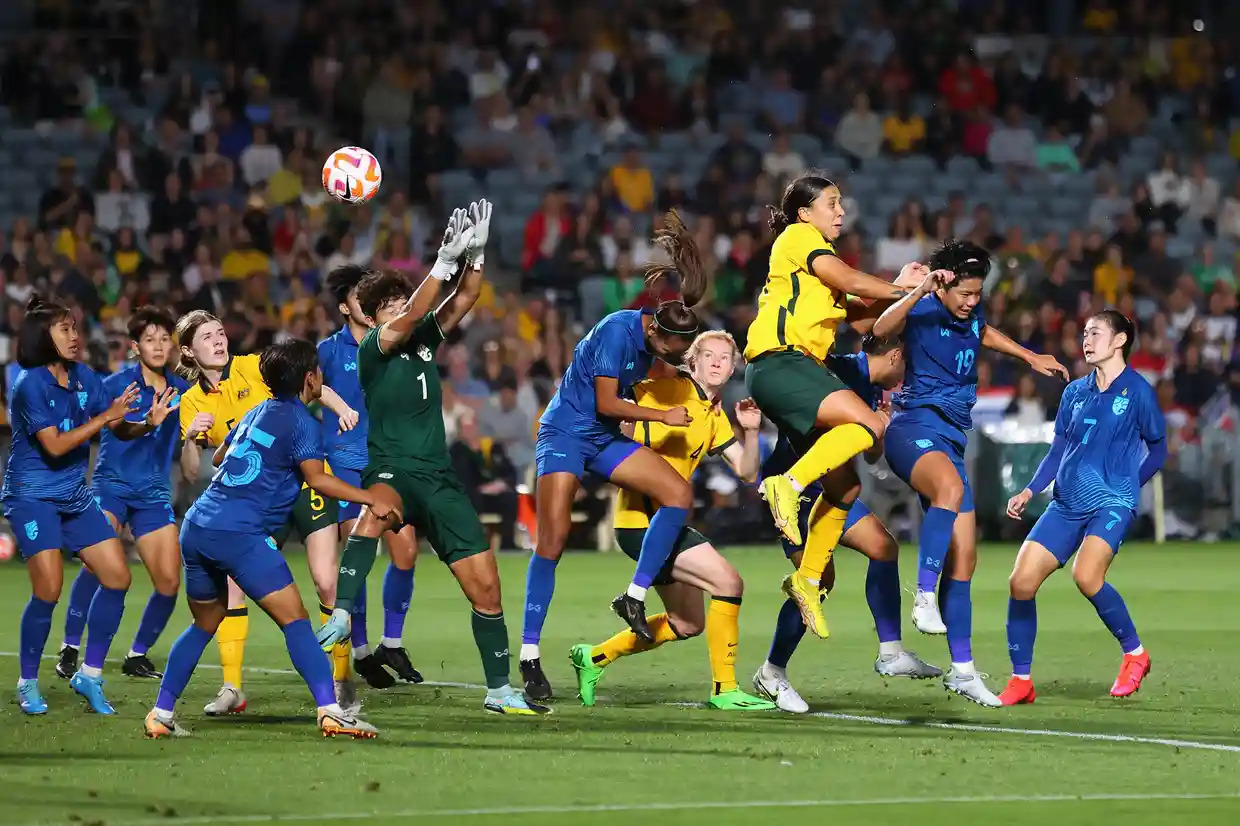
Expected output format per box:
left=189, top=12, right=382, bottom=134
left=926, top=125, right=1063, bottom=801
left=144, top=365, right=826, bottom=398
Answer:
left=654, top=300, right=700, bottom=336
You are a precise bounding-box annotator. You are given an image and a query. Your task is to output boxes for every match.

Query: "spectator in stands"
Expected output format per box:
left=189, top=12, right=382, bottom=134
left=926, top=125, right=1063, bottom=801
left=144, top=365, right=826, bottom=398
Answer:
left=95, top=168, right=151, bottom=235
left=1219, top=179, right=1240, bottom=242
left=1183, top=158, right=1222, bottom=236
left=1088, top=180, right=1130, bottom=233
left=939, top=51, right=996, bottom=114
left=39, top=157, right=95, bottom=231
left=1078, top=114, right=1121, bottom=169
left=521, top=185, right=570, bottom=286
left=239, top=124, right=283, bottom=187
left=1147, top=152, right=1190, bottom=227
left=759, top=68, right=804, bottom=132
left=987, top=103, right=1037, bottom=173
left=1093, top=244, right=1133, bottom=305
left=835, top=92, right=883, bottom=168
left=1189, top=242, right=1235, bottom=294
left=451, top=415, right=519, bottom=550
left=710, top=122, right=761, bottom=186
left=511, top=106, right=560, bottom=179
left=1035, top=123, right=1080, bottom=173
left=608, top=144, right=655, bottom=213
left=1005, top=373, right=1049, bottom=427
left=1131, top=223, right=1181, bottom=298
left=479, top=369, right=535, bottom=479
left=762, top=132, right=805, bottom=193
left=882, top=97, right=926, bottom=157
left=961, top=106, right=994, bottom=164
left=1103, top=78, right=1149, bottom=140
left=408, top=104, right=458, bottom=208
left=1174, top=342, right=1219, bottom=410
left=552, top=213, right=604, bottom=293
left=1202, top=289, right=1237, bottom=367
left=876, top=211, right=922, bottom=274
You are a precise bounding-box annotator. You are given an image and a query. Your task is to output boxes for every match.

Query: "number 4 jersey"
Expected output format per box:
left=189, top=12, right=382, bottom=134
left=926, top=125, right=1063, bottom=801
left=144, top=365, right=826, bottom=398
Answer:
left=184, top=396, right=325, bottom=536
left=893, top=293, right=985, bottom=431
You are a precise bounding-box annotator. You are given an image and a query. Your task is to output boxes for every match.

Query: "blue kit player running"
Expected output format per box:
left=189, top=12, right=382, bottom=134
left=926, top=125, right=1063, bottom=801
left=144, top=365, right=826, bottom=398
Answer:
left=874, top=240, right=1067, bottom=707
left=142, top=340, right=399, bottom=739
left=753, top=335, right=941, bottom=712
left=56, top=307, right=188, bottom=682
left=520, top=210, right=708, bottom=701
left=4, top=295, right=143, bottom=715
left=321, top=265, right=422, bottom=690
left=999, top=310, right=1165, bottom=705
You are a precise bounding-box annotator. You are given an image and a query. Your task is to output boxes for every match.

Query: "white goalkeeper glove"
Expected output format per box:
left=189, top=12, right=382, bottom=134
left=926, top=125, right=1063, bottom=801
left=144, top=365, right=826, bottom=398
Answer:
left=466, top=198, right=492, bottom=269
left=429, top=207, right=474, bottom=281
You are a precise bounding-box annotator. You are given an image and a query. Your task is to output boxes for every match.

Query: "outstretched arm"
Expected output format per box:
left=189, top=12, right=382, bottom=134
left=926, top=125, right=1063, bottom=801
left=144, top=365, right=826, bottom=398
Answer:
left=435, top=260, right=484, bottom=334
left=595, top=377, right=689, bottom=425
left=982, top=325, right=1069, bottom=380
left=811, top=254, right=920, bottom=302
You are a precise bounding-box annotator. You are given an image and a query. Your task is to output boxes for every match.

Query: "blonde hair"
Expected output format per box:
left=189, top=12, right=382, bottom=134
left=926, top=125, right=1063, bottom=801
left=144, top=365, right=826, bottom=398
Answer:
left=685, top=330, right=738, bottom=369
left=175, top=309, right=222, bottom=383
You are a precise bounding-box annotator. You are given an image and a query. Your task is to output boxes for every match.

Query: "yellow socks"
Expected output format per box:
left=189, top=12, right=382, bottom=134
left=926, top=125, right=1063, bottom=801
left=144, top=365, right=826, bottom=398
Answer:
left=706, top=596, right=742, bottom=694
left=321, top=602, right=353, bottom=680
left=217, top=607, right=249, bottom=688
left=796, top=495, right=850, bottom=583
left=590, top=612, right=680, bottom=666
left=787, top=422, right=875, bottom=491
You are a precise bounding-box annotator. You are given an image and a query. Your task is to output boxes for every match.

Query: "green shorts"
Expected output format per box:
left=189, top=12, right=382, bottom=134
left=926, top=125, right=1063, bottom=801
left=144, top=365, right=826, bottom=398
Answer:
left=615, top=525, right=711, bottom=586
left=365, top=464, right=487, bottom=566
left=273, top=486, right=339, bottom=548
left=745, top=350, right=848, bottom=448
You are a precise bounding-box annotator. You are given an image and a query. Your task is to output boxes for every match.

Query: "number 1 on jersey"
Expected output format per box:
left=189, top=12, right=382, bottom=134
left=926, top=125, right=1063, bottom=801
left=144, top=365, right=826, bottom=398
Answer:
left=416, top=372, right=427, bottom=400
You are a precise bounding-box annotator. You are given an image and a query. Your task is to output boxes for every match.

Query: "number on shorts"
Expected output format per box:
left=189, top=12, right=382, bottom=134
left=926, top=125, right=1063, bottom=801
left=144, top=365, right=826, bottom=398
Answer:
left=309, top=489, right=325, bottom=511
left=1105, top=510, right=1121, bottom=530
left=416, top=372, right=427, bottom=400
left=954, top=348, right=975, bottom=374
left=1081, top=417, right=1097, bottom=444
left=215, top=423, right=275, bottom=487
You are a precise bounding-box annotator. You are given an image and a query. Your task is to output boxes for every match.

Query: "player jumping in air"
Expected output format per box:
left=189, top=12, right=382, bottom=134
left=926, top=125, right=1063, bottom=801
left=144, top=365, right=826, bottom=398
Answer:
left=319, top=202, right=548, bottom=715
left=56, top=307, right=188, bottom=682
left=874, top=240, right=1067, bottom=706
left=321, top=265, right=423, bottom=690
left=143, top=340, right=395, bottom=739
left=746, top=172, right=929, bottom=641
left=175, top=309, right=360, bottom=715
left=5, top=295, right=143, bottom=714
left=999, top=310, right=1165, bottom=704
left=754, top=334, right=941, bottom=713
left=520, top=210, right=711, bottom=701
left=568, top=331, right=776, bottom=711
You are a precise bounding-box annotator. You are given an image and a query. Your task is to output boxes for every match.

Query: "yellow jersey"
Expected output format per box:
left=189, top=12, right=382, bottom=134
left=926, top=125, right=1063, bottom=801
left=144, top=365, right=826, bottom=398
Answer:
left=744, top=222, right=846, bottom=362
left=179, top=353, right=273, bottom=448
left=614, top=376, right=737, bottom=530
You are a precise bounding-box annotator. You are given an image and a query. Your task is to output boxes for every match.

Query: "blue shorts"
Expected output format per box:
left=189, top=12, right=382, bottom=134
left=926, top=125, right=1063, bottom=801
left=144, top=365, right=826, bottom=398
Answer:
left=180, top=520, right=296, bottom=603
left=3, top=497, right=116, bottom=560
left=334, top=466, right=364, bottom=522
left=884, top=408, right=974, bottom=513
left=1026, top=501, right=1135, bottom=566
left=535, top=425, right=640, bottom=480
left=93, top=485, right=175, bottom=540
left=781, top=496, right=873, bottom=558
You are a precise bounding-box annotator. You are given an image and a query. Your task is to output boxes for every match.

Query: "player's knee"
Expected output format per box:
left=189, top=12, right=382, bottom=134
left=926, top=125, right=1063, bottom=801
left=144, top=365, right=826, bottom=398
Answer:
left=152, top=569, right=180, bottom=597
left=1008, top=571, right=1039, bottom=601
left=929, top=478, right=965, bottom=511
left=667, top=614, right=702, bottom=638
left=1072, top=569, right=1104, bottom=598
left=97, top=566, right=132, bottom=592
left=315, top=582, right=338, bottom=607
left=860, top=410, right=888, bottom=441
left=535, top=522, right=570, bottom=559
left=710, top=565, right=743, bottom=600
left=470, top=583, right=503, bottom=615
left=657, top=477, right=692, bottom=510
left=354, top=508, right=389, bottom=538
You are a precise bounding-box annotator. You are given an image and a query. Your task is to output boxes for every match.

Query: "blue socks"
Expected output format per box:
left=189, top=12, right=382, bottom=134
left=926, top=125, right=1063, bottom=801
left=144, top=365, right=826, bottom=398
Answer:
left=156, top=624, right=212, bottom=711
left=83, top=586, right=127, bottom=670
left=1088, top=583, right=1141, bottom=653
left=917, top=507, right=957, bottom=592
left=632, top=506, right=689, bottom=590
left=20, top=597, right=56, bottom=680
left=866, top=559, right=902, bottom=643
left=940, top=576, right=973, bottom=664
left=521, top=554, right=559, bottom=646
left=64, top=566, right=99, bottom=647
left=350, top=584, right=369, bottom=649
left=1007, top=597, right=1037, bottom=675
left=767, top=597, right=806, bottom=669
left=283, top=617, right=336, bottom=707
left=132, top=592, right=177, bottom=656
left=382, top=564, right=414, bottom=640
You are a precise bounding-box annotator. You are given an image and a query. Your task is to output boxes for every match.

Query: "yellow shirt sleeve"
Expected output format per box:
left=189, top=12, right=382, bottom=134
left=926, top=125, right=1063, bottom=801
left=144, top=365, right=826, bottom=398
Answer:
left=708, top=407, right=737, bottom=455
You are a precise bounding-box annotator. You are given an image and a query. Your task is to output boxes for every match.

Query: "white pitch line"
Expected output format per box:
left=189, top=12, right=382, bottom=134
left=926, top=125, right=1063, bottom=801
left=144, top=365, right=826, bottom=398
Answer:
left=5, top=651, right=1238, bottom=754
left=21, top=791, right=1240, bottom=826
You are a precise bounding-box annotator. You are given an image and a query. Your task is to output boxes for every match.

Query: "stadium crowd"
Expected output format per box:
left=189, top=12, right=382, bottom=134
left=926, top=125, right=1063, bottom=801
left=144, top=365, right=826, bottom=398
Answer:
left=2, top=0, right=1239, bottom=540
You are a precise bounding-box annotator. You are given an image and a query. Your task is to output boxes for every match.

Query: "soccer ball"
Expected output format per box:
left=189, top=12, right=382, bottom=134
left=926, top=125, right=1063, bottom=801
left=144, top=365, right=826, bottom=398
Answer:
left=322, top=146, right=382, bottom=204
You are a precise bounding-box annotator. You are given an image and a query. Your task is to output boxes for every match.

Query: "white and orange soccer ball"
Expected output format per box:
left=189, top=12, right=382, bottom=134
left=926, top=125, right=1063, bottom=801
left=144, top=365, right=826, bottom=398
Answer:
left=322, top=146, right=382, bottom=204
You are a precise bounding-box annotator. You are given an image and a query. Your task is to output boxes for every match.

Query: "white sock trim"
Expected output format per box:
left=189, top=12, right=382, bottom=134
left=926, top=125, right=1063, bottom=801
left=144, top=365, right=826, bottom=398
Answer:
left=380, top=637, right=402, bottom=649
left=519, top=643, right=540, bottom=662
left=1127, top=644, right=1145, bottom=656
left=951, top=661, right=976, bottom=675
left=80, top=664, right=103, bottom=678
left=878, top=641, right=905, bottom=657
left=625, top=583, right=648, bottom=601
left=352, top=644, right=371, bottom=659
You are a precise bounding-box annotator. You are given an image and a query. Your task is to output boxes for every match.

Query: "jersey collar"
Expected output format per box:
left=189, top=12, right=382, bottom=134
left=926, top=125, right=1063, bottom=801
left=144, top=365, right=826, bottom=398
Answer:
left=686, top=374, right=710, bottom=402
left=1087, top=365, right=1130, bottom=395
left=200, top=355, right=235, bottom=394
left=339, top=325, right=361, bottom=348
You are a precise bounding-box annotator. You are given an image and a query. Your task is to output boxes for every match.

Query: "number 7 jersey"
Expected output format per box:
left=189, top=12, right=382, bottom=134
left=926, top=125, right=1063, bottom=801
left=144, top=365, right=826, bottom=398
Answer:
left=893, top=293, right=984, bottom=431
left=184, top=397, right=325, bottom=537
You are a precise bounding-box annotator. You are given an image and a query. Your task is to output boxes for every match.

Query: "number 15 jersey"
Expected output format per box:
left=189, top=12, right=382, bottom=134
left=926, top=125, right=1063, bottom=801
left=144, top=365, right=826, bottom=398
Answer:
left=185, top=397, right=325, bottom=537
left=893, top=293, right=985, bottom=431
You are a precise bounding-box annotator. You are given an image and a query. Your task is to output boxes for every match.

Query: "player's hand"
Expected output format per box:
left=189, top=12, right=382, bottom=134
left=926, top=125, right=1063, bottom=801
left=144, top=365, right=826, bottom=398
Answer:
left=923, top=268, right=956, bottom=292
left=1028, top=353, right=1069, bottom=381
left=145, top=386, right=178, bottom=428
left=105, top=382, right=142, bottom=423
left=735, top=398, right=761, bottom=431
left=186, top=411, right=215, bottom=440
left=336, top=406, right=360, bottom=433
left=1006, top=488, right=1033, bottom=519
left=466, top=199, right=492, bottom=267
left=661, top=406, right=692, bottom=427
left=430, top=207, right=475, bottom=280
left=894, top=262, right=929, bottom=289
left=367, top=489, right=403, bottom=524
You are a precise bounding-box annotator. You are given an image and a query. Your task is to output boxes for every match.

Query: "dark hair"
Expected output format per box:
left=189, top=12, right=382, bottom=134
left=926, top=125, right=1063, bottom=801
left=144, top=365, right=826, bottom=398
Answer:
left=768, top=171, right=837, bottom=234
left=356, top=271, right=414, bottom=320
left=259, top=339, right=319, bottom=397
left=174, top=309, right=222, bottom=383
left=644, top=210, right=708, bottom=337
left=1091, top=309, right=1136, bottom=359
left=862, top=333, right=902, bottom=356
left=928, top=238, right=991, bottom=281
left=128, top=306, right=176, bottom=342
left=16, top=294, right=74, bottom=369
left=326, top=264, right=371, bottom=306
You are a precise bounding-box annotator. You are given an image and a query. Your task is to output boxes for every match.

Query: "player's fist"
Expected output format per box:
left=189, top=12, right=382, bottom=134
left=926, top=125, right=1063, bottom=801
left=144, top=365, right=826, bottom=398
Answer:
left=894, top=262, right=929, bottom=289
left=336, top=406, right=360, bottom=433
left=661, top=406, right=692, bottom=427
left=106, top=382, right=142, bottom=422
left=1006, top=488, right=1033, bottom=520
left=735, top=398, right=761, bottom=431
left=187, top=411, right=215, bottom=440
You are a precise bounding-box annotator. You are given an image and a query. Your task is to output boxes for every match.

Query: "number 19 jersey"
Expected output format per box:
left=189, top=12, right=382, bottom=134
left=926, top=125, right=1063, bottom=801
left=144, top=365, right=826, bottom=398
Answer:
left=893, top=294, right=985, bottom=431
left=185, top=397, right=325, bottom=537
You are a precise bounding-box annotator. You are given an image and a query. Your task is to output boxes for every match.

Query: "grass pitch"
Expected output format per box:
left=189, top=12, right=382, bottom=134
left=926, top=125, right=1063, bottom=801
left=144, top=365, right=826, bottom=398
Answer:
left=2, top=541, right=1238, bottom=825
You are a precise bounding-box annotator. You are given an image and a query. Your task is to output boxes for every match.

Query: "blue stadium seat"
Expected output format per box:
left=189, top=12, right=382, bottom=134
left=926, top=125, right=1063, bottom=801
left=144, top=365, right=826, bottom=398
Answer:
left=790, top=133, right=823, bottom=159
left=945, top=156, right=981, bottom=177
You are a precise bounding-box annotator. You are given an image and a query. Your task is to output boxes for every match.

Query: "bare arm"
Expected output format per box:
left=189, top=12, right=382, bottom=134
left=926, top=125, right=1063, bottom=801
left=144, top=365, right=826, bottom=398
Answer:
left=180, top=438, right=202, bottom=480
left=981, top=324, right=1070, bottom=381
left=377, top=275, right=447, bottom=354
left=812, top=254, right=915, bottom=302
left=721, top=427, right=760, bottom=483
left=212, top=440, right=229, bottom=468
left=595, top=376, right=687, bottom=425
left=844, top=297, right=889, bottom=336
left=873, top=277, right=937, bottom=339
left=34, top=384, right=140, bottom=457
left=434, top=261, right=484, bottom=335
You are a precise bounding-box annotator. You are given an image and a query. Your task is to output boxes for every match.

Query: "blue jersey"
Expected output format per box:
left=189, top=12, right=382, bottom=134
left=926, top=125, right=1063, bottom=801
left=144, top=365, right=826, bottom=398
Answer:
left=894, top=294, right=984, bottom=431
left=540, top=310, right=654, bottom=442
left=317, top=326, right=367, bottom=470
left=2, top=363, right=109, bottom=508
left=185, top=397, right=325, bottom=536
left=92, top=365, right=190, bottom=501
left=1051, top=368, right=1165, bottom=514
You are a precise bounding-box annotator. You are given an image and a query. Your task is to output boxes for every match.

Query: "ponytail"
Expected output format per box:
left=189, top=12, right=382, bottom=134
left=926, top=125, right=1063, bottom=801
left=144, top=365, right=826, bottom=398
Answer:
left=767, top=204, right=791, bottom=234
left=645, top=210, right=708, bottom=337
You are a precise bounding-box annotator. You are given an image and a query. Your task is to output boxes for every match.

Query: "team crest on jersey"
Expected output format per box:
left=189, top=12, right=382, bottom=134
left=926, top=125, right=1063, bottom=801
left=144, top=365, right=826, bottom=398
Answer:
left=1112, top=396, right=1130, bottom=416
left=238, top=388, right=250, bottom=400
left=24, top=520, right=38, bottom=541
left=76, top=391, right=88, bottom=408
left=915, top=438, right=934, bottom=449
left=417, top=345, right=433, bottom=362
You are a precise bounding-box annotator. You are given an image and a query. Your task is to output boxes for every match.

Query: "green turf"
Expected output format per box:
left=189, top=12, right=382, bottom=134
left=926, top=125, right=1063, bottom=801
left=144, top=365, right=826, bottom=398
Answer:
left=2, top=542, right=1239, bottom=826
